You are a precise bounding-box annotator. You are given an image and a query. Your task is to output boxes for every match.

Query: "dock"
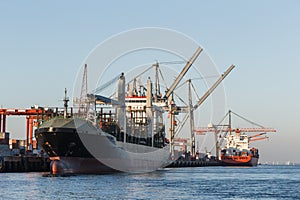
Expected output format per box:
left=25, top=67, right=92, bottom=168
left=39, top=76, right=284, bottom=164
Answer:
left=0, top=130, right=50, bottom=173
left=167, top=159, right=222, bottom=168
left=0, top=155, right=50, bottom=173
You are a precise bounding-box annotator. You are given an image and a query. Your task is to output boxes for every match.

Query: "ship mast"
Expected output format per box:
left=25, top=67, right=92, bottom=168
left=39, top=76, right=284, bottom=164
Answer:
left=63, top=88, right=69, bottom=119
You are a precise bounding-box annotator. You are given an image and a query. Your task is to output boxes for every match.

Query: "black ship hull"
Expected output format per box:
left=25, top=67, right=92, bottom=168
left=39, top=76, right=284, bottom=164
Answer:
left=35, top=127, right=119, bottom=174
left=35, top=118, right=170, bottom=174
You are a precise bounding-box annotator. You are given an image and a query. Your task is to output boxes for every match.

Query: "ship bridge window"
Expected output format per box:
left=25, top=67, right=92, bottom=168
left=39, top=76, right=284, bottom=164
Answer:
left=126, top=99, right=147, bottom=103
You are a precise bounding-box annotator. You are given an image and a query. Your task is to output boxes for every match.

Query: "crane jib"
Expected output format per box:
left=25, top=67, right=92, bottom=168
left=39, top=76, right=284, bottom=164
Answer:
left=165, top=47, right=203, bottom=98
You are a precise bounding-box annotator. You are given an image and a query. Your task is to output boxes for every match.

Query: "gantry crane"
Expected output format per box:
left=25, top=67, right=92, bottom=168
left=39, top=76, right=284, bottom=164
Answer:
left=194, top=110, right=276, bottom=159
left=0, top=107, right=55, bottom=150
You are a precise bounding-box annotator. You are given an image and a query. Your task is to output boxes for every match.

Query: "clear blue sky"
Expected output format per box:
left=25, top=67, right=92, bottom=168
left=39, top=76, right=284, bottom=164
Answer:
left=1, top=1, right=299, bottom=163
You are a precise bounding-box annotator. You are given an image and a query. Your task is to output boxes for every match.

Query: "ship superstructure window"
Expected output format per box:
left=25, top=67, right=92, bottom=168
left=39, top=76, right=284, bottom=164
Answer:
left=125, top=99, right=147, bottom=103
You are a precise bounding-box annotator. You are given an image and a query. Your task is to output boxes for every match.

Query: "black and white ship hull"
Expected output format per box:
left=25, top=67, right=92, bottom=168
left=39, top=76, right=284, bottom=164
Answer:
left=35, top=118, right=170, bottom=174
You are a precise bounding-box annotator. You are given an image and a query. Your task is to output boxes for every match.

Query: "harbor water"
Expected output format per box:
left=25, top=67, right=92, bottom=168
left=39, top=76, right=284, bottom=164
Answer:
left=1, top=165, right=299, bottom=199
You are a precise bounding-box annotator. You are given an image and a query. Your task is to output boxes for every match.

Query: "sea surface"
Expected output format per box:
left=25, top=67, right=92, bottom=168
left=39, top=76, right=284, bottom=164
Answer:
left=1, top=165, right=299, bottom=200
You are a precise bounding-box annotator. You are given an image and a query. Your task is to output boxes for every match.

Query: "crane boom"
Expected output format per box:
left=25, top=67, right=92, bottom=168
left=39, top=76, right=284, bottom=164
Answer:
left=193, top=64, right=235, bottom=110
left=237, top=128, right=276, bottom=133
left=165, top=47, right=203, bottom=98
left=249, top=132, right=267, bottom=138
left=249, top=137, right=269, bottom=142
left=194, top=127, right=276, bottom=135
left=93, top=73, right=122, bottom=94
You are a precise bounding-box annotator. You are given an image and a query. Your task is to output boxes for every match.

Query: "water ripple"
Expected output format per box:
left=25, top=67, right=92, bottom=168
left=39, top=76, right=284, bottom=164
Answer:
left=0, top=165, right=299, bottom=199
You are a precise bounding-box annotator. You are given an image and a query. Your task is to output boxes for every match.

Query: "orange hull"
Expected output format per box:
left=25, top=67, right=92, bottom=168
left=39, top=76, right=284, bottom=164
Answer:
left=221, top=155, right=258, bottom=166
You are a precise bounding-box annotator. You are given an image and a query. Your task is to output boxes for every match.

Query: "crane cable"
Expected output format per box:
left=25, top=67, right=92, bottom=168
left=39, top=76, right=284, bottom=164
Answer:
left=230, top=111, right=265, bottom=128
left=93, top=73, right=121, bottom=94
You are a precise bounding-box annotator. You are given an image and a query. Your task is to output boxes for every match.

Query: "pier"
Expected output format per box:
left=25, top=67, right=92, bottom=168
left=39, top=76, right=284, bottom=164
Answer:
left=0, top=107, right=66, bottom=173
left=0, top=155, right=50, bottom=173
left=167, top=159, right=222, bottom=168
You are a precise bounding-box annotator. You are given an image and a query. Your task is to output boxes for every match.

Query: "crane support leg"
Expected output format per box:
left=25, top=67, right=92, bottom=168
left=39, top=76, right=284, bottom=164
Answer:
left=2, top=115, right=6, bottom=132
left=29, top=117, right=33, bottom=150
left=0, top=114, right=2, bottom=132
left=26, top=116, right=29, bottom=151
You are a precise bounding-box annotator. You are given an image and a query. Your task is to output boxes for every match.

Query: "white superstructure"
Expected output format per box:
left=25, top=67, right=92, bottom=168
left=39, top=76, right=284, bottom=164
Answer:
left=225, top=131, right=249, bottom=151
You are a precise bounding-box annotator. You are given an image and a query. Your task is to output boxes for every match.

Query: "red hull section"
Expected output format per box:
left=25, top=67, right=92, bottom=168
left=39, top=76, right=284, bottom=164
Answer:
left=50, top=157, right=119, bottom=174
left=221, top=155, right=258, bottom=166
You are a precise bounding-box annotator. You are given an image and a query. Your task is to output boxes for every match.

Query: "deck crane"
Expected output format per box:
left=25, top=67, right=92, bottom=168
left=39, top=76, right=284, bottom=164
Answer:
left=174, top=65, right=235, bottom=156
left=193, top=65, right=235, bottom=111
left=93, top=73, right=122, bottom=94
left=164, top=47, right=203, bottom=99
left=78, top=64, right=88, bottom=115
left=164, top=47, right=202, bottom=156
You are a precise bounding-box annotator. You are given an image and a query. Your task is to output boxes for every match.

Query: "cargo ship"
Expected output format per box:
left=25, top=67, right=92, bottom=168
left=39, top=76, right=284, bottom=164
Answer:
left=35, top=48, right=208, bottom=174
left=195, top=110, right=275, bottom=167
left=35, top=73, right=171, bottom=174
left=220, top=129, right=259, bottom=166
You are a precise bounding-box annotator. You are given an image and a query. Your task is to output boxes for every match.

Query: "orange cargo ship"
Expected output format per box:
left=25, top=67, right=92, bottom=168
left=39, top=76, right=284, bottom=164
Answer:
left=196, top=110, right=276, bottom=167
left=220, top=130, right=259, bottom=166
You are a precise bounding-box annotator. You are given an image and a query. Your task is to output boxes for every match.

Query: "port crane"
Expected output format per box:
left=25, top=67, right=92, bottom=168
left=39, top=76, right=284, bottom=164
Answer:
left=194, top=110, right=276, bottom=159
left=0, top=107, right=55, bottom=151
